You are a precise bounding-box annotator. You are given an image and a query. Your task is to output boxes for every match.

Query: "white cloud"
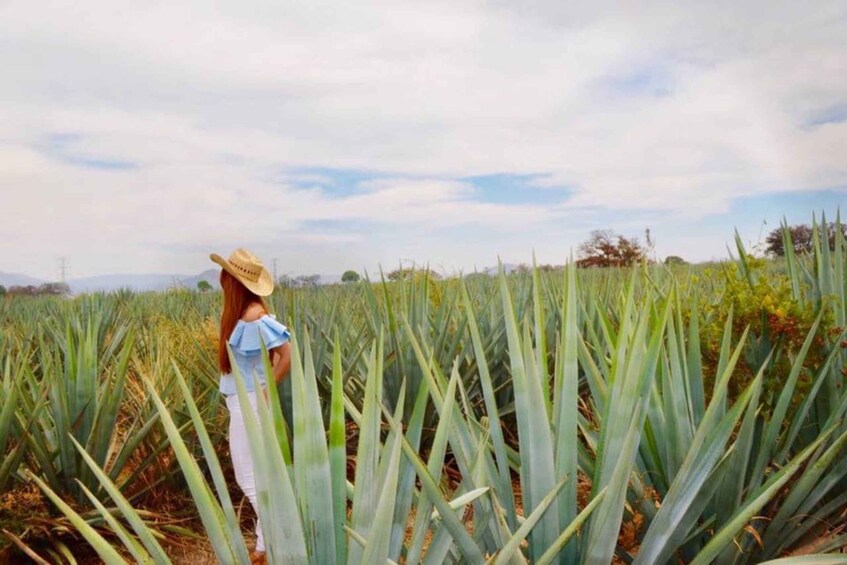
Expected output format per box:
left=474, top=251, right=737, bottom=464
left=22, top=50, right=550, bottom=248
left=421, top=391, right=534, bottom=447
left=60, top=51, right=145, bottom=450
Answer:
left=0, top=0, right=845, bottom=277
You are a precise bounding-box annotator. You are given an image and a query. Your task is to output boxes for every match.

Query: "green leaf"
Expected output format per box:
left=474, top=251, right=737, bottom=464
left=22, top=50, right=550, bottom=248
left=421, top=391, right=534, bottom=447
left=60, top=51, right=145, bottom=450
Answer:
left=536, top=487, right=607, bottom=565
left=69, top=435, right=170, bottom=563
left=28, top=471, right=129, bottom=565
left=144, top=377, right=242, bottom=563
left=290, top=329, right=336, bottom=564
left=490, top=476, right=568, bottom=565
left=691, top=425, right=836, bottom=565
left=499, top=269, right=559, bottom=561
left=329, top=334, right=348, bottom=565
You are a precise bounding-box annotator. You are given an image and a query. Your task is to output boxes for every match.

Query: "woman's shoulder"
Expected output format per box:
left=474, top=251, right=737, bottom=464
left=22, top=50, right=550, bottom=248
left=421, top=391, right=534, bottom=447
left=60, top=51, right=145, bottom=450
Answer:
left=229, top=311, right=291, bottom=354
left=240, top=303, right=268, bottom=323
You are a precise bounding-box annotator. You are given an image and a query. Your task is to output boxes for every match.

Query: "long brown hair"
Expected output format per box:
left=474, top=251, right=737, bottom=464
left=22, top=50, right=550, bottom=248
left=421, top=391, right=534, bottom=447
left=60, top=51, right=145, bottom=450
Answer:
left=218, top=270, right=267, bottom=373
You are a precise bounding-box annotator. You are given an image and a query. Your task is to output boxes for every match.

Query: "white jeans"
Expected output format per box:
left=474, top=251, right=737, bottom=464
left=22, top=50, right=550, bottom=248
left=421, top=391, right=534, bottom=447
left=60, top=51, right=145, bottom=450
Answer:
left=225, top=391, right=264, bottom=553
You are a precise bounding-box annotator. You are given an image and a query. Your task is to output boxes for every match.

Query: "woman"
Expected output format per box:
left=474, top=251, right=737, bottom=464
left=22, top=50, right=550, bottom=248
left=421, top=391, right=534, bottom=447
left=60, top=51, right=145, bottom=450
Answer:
left=210, top=248, right=292, bottom=564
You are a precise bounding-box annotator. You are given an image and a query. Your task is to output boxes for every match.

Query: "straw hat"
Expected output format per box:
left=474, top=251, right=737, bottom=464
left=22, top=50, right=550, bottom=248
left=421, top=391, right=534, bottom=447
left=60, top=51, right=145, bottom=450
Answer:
left=209, top=248, right=274, bottom=296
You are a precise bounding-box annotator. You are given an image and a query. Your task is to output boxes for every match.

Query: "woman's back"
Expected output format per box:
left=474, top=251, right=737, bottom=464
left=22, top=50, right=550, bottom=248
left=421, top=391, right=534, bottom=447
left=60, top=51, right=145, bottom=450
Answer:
left=219, top=313, right=290, bottom=395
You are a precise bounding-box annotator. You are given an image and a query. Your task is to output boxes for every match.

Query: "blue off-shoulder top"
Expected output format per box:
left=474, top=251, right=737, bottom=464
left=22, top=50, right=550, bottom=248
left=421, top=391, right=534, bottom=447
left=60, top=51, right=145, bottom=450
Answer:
left=219, top=314, right=291, bottom=395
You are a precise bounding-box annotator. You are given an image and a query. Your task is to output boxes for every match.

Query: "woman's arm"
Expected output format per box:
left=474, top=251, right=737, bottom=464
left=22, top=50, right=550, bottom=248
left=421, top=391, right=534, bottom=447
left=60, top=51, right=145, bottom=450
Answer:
left=269, top=342, right=292, bottom=385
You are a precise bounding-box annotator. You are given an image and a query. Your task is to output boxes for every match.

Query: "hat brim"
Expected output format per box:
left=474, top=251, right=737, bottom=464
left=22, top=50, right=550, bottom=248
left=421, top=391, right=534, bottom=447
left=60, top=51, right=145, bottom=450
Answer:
left=210, top=253, right=275, bottom=296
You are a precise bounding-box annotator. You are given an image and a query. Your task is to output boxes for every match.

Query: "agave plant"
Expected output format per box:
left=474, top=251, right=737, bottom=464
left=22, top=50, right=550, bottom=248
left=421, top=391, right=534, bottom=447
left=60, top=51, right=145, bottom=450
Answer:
left=31, top=329, right=486, bottom=563
left=0, top=344, right=28, bottom=492
left=18, top=309, right=163, bottom=504
left=16, top=211, right=847, bottom=563
left=29, top=284, right=847, bottom=564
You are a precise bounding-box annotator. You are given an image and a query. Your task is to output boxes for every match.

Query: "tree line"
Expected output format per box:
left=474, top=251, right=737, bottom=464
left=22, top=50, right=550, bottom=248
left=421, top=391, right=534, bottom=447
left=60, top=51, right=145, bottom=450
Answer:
left=763, top=222, right=846, bottom=256
left=6, top=220, right=839, bottom=299
left=0, top=282, right=71, bottom=297
left=569, top=220, right=841, bottom=268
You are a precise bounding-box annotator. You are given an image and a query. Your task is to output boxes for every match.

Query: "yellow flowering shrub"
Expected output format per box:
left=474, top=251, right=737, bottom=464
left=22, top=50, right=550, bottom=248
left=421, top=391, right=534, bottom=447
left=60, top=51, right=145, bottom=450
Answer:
left=699, top=259, right=835, bottom=403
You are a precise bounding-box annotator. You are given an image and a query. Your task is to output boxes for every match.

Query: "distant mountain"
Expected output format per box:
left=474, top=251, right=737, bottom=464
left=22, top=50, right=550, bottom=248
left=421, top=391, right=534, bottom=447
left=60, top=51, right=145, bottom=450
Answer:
left=66, top=269, right=347, bottom=293
left=2, top=268, right=347, bottom=294
left=0, top=271, right=47, bottom=288
left=68, top=273, right=182, bottom=294
left=180, top=269, right=221, bottom=291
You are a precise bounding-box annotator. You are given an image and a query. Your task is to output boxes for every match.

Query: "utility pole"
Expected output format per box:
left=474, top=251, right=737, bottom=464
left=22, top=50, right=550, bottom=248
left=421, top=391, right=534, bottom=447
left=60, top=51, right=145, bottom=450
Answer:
left=645, top=227, right=658, bottom=263
left=273, top=258, right=278, bottom=283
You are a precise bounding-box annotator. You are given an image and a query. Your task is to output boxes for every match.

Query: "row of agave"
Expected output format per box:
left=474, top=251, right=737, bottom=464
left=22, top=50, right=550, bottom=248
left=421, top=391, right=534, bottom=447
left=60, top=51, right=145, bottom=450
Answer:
left=0, top=293, right=226, bottom=560
left=1, top=214, right=845, bottom=563
left=30, top=257, right=847, bottom=561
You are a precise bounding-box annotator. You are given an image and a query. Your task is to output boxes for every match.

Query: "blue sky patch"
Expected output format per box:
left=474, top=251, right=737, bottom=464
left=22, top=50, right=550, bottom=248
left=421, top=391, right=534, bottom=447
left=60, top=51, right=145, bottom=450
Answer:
left=63, top=156, right=138, bottom=170
left=281, top=167, right=388, bottom=196
left=805, top=105, right=847, bottom=127
left=695, top=188, right=845, bottom=237
left=300, top=218, right=379, bottom=233
left=40, top=132, right=139, bottom=171
left=465, top=174, right=573, bottom=205
left=46, top=132, right=83, bottom=147
left=728, top=188, right=845, bottom=224
left=280, top=168, right=575, bottom=208
left=598, top=62, right=674, bottom=98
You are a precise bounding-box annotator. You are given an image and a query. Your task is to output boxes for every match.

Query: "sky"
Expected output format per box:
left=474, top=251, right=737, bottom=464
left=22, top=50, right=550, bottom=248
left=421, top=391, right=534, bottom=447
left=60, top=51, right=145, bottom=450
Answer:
left=1, top=0, right=845, bottom=280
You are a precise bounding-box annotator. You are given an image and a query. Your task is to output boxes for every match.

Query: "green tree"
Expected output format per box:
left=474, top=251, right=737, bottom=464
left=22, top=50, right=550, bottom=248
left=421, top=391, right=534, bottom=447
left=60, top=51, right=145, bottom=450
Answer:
left=764, top=222, right=846, bottom=256
left=0, top=285, right=6, bottom=297
left=38, top=282, right=70, bottom=296
left=341, top=270, right=360, bottom=283
left=664, top=255, right=688, bottom=266
left=196, top=280, right=213, bottom=292
left=387, top=268, right=442, bottom=282
left=295, top=274, right=320, bottom=288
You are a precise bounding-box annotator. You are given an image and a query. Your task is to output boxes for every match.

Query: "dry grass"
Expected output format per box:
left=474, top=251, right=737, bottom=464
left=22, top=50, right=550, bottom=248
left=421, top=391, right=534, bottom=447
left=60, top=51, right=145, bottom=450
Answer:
left=166, top=537, right=221, bottom=565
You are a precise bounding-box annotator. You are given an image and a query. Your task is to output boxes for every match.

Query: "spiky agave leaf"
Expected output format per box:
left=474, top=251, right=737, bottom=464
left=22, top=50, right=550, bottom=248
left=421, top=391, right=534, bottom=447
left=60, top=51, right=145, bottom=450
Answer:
left=289, top=329, right=336, bottom=564
left=231, top=342, right=308, bottom=563
left=144, top=374, right=246, bottom=564
left=329, top=334, right=348, bottom=565
left=28, top=471, right=129, bottom=565
left=499, top=269, right=559, bottom=562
